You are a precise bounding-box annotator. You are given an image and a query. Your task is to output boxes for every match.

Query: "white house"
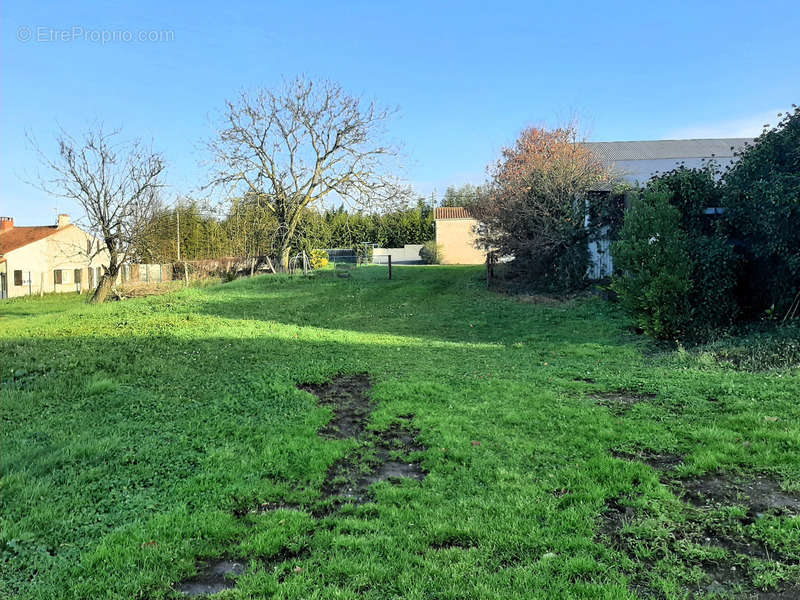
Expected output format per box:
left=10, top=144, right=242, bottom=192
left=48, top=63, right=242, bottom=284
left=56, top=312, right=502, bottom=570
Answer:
left=0, top=214, right=109, bottom=299
left=584, top=138, right=752, bottom=278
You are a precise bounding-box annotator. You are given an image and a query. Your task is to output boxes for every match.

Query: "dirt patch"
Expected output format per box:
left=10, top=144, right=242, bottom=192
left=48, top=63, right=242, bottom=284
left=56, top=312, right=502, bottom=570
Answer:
left=320, top=418, right=427, bottom=505
left=675, top=474, right=800, bottom=516
left=574, top=376, right=597, bottom=384
left=176, top=558, right=247, bottom=596
left=298, top=374, right=373, bottom=439
left=234, top=500, right=307, bottom=518
left=598, top=490, right=800, bottom=599
left=297, top=377, right=428, bottom=511
left=698, top=529, right=772, bottom=561
left=611, top=448, right=684, bottom=471
left=591, top=390, right=656, bottom=415
left=373, top=419, right=426, bottom=453
left=116, top=281, right=186, bottom=298
left=598, top=497, right=639, bottom=550
left=691, top=562, right=800, bottom=599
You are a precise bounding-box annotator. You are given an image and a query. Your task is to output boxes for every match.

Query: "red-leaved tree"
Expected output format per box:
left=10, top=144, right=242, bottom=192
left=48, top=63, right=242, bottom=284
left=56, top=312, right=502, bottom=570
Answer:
left=473, top=124, right=615, bottom=289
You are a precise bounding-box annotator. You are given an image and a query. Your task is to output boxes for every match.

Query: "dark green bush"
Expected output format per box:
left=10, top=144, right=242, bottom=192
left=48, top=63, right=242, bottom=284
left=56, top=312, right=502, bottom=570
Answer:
left=723, top=107, right=800, bottom=319
left=419, top=241, right=444, bottom=264
left=611, top=191, right=694, bottom=338
left=610, top=108, right=800, bottom=339
left=646, top=166, right=739, bottom=332
left=695, top=323, right=800, bottom=371
left=648, top=165, right=723, bottom=234
left=686, top=234, right=739, bottom=332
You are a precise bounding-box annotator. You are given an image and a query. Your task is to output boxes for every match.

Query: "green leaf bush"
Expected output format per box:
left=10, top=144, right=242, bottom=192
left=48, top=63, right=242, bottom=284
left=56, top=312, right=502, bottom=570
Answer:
left=419, top=241, right=444, bottom=264
left=723, top=107, right=800, bottom=318
left=612, top=106, right=800, bottom=338
left=611, top=191, right=693, bottom=338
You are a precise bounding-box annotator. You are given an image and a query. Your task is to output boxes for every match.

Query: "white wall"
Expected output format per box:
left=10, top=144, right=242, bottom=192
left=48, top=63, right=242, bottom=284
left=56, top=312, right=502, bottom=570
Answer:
left=3, top=225, right=109, bottom=298
left=372, top=245, right=424, bottom=264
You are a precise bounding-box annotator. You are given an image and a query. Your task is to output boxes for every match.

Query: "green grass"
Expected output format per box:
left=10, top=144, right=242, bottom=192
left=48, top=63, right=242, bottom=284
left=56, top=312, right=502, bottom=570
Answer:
left=1, top=266, right=799, bottom=599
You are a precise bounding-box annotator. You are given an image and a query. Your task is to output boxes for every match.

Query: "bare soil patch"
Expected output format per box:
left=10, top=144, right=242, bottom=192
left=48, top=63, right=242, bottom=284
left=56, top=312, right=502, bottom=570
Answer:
left=430, top=534, right=477, bottom=550
left=320, top=418, right=427, bottom=505
left=176, top=558, right=247, bottom=596
left=675, top=474, right=800, bottom=516
left=598, top=497, right=638, bottom=550
left=234, top=500, right=306, bottom=518
left=591, top=390, right=656, bottom=415
left=599, top=473, right=800, bottom=599
left=611, top=448, right=684, bottom=471
left=298, top=374, right=374, bottom=439
left=298, top=377, right=427, bottom=512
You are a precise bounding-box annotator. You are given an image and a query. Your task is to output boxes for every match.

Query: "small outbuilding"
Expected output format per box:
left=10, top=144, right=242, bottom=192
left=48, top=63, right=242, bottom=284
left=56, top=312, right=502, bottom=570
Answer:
left=433, top=207, right=486, bottom=265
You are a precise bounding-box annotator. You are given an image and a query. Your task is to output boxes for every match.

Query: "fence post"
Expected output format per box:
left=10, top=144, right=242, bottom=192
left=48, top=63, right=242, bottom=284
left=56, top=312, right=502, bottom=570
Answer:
left=388, top=255, right=392, bottom=280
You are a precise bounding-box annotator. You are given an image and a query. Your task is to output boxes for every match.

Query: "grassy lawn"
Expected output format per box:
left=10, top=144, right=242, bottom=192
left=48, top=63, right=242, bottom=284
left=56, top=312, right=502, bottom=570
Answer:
left=2, top=266, right=799, bottom=599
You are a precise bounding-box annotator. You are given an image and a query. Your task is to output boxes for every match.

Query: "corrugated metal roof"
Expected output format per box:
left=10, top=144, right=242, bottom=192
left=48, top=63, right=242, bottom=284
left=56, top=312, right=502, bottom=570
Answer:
left=434, top=207, right=475, bottom=220
left=0, top=225, right=62, bottom=254
left=586, top=138, right=752, bottom=162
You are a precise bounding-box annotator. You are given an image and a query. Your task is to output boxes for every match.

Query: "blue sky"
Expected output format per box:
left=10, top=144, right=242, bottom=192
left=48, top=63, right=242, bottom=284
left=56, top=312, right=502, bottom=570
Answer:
left=2, top=0, right=799, bottom=225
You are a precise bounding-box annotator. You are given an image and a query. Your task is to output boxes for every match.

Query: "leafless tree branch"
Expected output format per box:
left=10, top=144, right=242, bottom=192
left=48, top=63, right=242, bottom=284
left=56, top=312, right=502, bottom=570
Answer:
left=207, top=76, right=409, bottom=268
left=33, top=125, right=166, bottom=302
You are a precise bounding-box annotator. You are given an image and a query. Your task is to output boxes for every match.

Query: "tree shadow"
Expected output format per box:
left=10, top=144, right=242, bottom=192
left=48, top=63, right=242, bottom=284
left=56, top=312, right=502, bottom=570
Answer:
left=195, top=265, right=632, bottom=348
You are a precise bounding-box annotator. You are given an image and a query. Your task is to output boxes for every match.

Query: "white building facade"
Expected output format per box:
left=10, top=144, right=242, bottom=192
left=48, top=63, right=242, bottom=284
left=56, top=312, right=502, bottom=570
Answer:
left=0, top=214, right=109, bottom=299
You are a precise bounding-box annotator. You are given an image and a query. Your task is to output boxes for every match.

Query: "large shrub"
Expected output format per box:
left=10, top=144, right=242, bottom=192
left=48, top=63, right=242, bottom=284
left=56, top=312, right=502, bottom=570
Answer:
left=472, top=124, right=615, bottom=291
left=647, top=166, right=739, bottom=331
left=309, top=249, right=329, bottom=269
left=419, top=241, right=444, bottom=264
left=611, top=191, right=694, bottom=339
left=723, top=107, right=800, bottom=318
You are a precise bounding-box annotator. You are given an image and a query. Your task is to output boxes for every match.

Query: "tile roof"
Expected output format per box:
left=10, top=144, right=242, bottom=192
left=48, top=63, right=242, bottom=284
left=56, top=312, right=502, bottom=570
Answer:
left=585, top=138, right=752, bottom=162
left=434, top=206, right=475, bottom=220
left=0, top=225, right=62, bottom=254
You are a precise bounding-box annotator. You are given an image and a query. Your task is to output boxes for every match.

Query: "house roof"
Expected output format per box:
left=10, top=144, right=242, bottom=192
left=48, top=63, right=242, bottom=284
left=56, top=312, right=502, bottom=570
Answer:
left=0, top=225, right=63, bottom=255
left=585, top=138, right=752, bottom=162
left=434, top=206, right=475, bottom=220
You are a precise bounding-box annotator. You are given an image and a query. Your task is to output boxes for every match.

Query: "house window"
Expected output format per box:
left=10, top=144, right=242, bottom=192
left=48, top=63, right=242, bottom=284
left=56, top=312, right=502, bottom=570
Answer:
left=54, top=269, right=63, bottom=284
left=13, top=270, right=23, bottom=286
left=74, top=269, right=82, bottom=283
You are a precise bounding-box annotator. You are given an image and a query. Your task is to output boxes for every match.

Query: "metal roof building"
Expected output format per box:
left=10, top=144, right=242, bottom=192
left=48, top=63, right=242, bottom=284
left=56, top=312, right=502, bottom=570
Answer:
left=585, top=138, right=752, bottom=185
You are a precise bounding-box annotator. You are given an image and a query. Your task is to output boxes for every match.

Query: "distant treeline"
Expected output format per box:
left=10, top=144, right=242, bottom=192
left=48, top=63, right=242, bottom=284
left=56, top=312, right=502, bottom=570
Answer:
left=133, top=198, right=437, bottom=263
left=134, top=184, right=482, bottom=263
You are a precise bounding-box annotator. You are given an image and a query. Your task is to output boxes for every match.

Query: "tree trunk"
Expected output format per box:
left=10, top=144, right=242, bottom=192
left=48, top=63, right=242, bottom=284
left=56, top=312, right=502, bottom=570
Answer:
left=279, top=245, right=291, bottom=272
left=89, top=274, right=114, bottom=304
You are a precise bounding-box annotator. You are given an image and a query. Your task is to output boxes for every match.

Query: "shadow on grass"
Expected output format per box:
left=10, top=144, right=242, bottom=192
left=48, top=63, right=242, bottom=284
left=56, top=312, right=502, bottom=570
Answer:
left=195, top=265, right=633, bottom=348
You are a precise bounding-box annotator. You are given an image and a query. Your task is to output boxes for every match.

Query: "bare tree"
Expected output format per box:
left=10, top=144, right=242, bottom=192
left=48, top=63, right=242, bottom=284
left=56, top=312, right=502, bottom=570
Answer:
left=36, top=126, right=165, bottom=303
left=208, top=76, right=408, bottom=269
